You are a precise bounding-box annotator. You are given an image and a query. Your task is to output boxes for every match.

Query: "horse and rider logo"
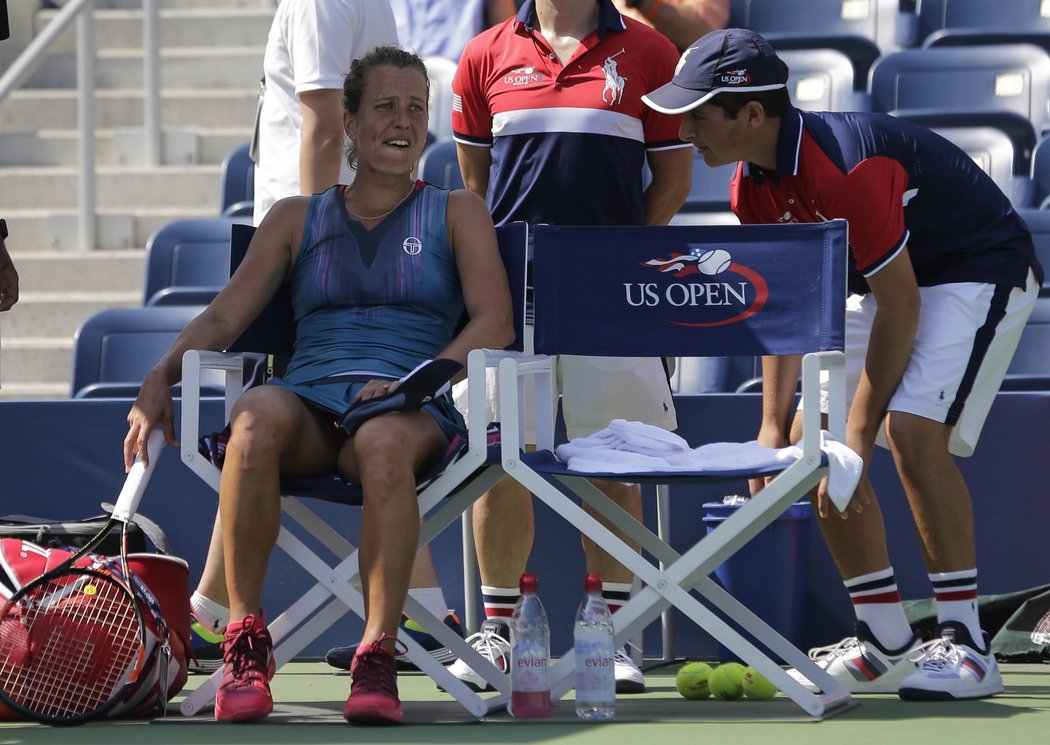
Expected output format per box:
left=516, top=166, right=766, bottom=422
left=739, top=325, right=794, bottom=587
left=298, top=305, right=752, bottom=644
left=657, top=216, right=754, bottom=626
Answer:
left=602, top=50, right=627, bottom=105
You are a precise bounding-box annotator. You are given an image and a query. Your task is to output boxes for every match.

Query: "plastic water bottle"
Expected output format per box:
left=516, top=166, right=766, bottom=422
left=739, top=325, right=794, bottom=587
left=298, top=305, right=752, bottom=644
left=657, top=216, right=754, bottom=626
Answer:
left=574, top=572, right=616, bottom=720
left=509, top=572, right=551, bottom=718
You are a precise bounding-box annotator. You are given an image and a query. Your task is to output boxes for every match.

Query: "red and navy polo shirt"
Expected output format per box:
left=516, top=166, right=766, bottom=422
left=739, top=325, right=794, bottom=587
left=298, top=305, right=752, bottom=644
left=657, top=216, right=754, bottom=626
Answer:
left=732, top=107, right=1042, bottom=295
left=452, top=0, right=688, bottom=227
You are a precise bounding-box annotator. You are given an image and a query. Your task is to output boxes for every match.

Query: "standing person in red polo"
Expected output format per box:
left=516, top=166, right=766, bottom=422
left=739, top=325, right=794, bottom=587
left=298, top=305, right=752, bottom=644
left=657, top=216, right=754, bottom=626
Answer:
left=447, top=0, right=693, bottom=694
left=644, top=28, right=1043, bottom=700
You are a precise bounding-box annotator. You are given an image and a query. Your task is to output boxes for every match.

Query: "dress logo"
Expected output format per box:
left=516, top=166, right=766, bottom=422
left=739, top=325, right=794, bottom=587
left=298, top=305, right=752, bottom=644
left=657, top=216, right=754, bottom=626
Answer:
left=403, top=236, right=422, bottom=255
left=602, top=50, right=627, bottom=106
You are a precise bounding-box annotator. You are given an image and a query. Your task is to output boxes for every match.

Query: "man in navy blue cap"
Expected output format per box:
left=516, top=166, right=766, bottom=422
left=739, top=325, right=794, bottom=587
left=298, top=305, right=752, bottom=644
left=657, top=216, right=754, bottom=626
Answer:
left=644, top=28, right=1044, bottom=701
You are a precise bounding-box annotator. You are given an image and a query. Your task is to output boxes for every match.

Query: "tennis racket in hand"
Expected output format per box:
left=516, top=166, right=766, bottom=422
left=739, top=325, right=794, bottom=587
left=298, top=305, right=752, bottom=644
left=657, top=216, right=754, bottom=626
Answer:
left=0, top=429, right=165, bottom=725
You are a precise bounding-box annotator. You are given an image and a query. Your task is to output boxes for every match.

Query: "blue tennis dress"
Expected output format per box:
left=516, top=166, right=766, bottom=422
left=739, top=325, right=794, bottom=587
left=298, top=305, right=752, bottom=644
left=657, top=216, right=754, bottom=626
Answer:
left=270, top=181, right=466, bottom=436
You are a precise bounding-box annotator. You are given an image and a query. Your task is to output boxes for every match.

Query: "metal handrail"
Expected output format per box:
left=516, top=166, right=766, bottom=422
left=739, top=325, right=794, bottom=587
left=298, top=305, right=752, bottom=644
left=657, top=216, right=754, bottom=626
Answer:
left=0, top=0, right=161, bottom=250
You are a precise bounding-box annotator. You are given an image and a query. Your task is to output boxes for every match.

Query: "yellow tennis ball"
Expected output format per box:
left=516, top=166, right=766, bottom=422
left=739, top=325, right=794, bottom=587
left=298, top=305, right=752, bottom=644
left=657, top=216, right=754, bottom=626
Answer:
left=709, top=662, right=745, bottom=700
left=742, top=665, right=778, bottom=700
left=675, top=661, right=713, bottom=700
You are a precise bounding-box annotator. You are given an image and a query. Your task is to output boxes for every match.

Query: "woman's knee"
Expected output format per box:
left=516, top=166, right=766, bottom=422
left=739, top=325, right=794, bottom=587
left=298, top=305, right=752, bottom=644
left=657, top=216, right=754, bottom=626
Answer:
left=227, top=400, right=293, bottom=467
left=351, top=421, right=424, bottom=492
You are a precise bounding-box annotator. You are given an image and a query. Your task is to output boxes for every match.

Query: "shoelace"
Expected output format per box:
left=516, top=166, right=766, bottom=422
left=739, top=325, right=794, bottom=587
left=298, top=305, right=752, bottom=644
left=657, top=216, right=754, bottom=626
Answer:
left=807, top=635, right=861, bottom=662
left=464, top=627, right=511, bottom=668
left=352, top=635, right=404, bottom=695
left=224, top=617, right=270, bottom=680
left=907, top=636, right=961, bottom=670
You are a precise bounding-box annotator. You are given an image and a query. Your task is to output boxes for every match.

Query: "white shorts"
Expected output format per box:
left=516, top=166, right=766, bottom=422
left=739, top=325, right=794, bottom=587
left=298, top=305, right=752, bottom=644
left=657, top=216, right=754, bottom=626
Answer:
left=808, top=270, right=1039, bottom=457
left=453, top=326, right=678, bottom=443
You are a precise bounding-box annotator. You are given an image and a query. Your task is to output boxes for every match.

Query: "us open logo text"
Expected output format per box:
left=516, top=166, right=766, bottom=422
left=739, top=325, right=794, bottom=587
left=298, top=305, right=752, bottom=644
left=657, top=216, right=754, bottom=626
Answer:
left=628, top=247, right=769, bottom=327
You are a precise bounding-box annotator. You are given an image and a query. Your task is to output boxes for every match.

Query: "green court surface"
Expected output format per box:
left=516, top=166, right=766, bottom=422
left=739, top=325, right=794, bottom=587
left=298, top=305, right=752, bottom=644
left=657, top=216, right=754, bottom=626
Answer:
left=2, top=661, right=1048, bottom=745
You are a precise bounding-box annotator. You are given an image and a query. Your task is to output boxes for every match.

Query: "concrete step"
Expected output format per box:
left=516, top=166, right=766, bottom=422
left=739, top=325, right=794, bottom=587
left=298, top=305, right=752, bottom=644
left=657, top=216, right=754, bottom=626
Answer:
left=0, top=382, right=71, bottom=401
left=3, top=291, right=140, bottom=340
left=14, top=251, right=146, bottom=294
left=0, top=127, right=250, bottom=167
left=39, top=7, right=275, bottom=52
left=25, top=46, right=264, bottom=90
left=0, top=88, right=258, bottom=131
left=0, top=165, right=220, bottom=210
left=1, top=337, right=74, bottom=388
left=5, top=206, right=218, bottom=252
left=88, top=0, right=274, bottom=9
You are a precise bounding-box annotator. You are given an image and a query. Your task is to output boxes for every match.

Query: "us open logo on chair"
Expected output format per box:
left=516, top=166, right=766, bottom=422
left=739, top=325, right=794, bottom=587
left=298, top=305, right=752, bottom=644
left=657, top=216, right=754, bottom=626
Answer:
left=628, top=246, right=770, bottom=327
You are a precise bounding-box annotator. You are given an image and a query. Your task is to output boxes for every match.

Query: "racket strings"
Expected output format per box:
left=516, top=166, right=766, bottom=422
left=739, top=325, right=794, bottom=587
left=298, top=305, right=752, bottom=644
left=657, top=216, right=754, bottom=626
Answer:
left=0, top=572, right=144, bottom=719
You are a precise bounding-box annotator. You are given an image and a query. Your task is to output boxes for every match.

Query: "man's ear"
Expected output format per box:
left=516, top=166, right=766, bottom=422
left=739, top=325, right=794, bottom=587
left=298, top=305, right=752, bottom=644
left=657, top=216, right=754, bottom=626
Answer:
left=343, top=110, right=356, bottom=139
left=745, top=100, right=766, bottom=128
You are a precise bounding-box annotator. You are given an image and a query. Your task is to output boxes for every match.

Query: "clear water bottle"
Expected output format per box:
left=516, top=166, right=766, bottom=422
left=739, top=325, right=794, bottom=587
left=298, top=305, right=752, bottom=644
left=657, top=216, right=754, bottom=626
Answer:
left=574, top=572, right=616, bottom=720
left=509, top=572, right=551, bottom=718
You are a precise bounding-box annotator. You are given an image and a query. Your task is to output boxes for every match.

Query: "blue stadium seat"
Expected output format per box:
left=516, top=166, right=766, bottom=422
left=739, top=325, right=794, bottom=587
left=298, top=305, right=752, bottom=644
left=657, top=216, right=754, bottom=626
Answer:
left=70, top=306, right=206, bottom=399
left=930, top=125, right=1025, bottom=205
left=729, top=0, right=914, bottom=89
left=1032, top=135, right=1050, bottom=208
left=142, top=217, right=246, bottom=307
left=918, top=0, right=1050, bottom=54
left=780, top=48, right=862, bottom=112
left=1002, top=289, right=1050, bottom=390
left=1018, top=208, right=1050, bottom=291
left=418, top=139, right=464, bottom=190
left=218, top=142, right=254, bottom=218
left=869, top=44, right=1050, bottom=174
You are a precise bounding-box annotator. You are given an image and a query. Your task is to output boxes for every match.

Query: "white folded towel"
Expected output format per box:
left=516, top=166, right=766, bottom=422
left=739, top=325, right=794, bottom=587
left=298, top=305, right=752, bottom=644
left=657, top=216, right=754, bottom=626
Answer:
left=554, top=421, right=862, bottom=512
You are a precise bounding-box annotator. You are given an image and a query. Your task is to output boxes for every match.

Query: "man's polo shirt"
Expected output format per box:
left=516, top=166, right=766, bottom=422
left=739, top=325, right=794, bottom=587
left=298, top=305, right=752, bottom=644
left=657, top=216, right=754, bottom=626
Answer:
left=452, top=0, right=688, bottom=227
left=731, top=107, right=1041, bottom=295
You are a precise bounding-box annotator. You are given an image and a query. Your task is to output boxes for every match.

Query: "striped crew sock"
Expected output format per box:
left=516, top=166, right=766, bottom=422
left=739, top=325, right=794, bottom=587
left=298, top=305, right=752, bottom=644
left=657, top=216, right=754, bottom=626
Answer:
left=930, top=569, right=983, bottom=647
left=480, top=585, right=519, bottom=621
left=845, top=568, right=914, bottom=652
left=601, top=581, right=632, bottom=615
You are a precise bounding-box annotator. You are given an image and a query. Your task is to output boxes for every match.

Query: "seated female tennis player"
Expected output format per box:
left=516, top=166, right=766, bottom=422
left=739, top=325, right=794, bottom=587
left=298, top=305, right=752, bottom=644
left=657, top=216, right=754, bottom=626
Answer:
left=123, top=46, right=514, bottom=725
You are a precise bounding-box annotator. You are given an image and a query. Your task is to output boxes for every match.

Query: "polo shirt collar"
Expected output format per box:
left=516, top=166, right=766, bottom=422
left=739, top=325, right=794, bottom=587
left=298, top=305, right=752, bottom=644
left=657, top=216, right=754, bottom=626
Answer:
left=742, top=106, right=803, bottom=184
left=517, top=0, right=624, bottom=40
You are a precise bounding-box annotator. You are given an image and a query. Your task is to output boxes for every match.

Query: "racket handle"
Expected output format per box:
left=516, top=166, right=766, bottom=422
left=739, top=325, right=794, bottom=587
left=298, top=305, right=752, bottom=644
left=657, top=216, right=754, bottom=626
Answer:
left=111, top=429, right=165, bottom=523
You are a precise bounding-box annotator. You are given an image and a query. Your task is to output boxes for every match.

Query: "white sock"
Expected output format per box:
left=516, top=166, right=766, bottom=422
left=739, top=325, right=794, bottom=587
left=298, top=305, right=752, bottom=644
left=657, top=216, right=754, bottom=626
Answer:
left=408, top=587, right=448, bottom=623
left=190, top=591, right=230, bottom=635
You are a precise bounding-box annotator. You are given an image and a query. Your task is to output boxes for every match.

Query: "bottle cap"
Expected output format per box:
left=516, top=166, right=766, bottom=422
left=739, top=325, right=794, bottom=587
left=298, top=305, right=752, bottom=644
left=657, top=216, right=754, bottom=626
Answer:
left=520, top=572, right=538, bottom=593
left=584, top=572, right=603, bottom=593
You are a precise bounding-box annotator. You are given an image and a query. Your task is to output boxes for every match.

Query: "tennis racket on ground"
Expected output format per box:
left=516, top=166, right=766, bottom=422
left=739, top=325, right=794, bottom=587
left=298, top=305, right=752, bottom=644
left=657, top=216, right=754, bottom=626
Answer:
left=0, top=429, right=165, bottom=725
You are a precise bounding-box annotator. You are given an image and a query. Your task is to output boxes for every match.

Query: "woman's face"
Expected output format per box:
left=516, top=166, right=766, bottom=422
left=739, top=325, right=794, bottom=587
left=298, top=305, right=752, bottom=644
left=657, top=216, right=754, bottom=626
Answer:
left=345, top=64, right=429, bottom=176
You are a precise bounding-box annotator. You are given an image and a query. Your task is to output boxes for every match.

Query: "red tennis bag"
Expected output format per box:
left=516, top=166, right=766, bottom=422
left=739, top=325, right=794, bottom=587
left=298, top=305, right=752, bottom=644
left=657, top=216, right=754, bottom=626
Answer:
left=0, top=538, right=190, bottom=720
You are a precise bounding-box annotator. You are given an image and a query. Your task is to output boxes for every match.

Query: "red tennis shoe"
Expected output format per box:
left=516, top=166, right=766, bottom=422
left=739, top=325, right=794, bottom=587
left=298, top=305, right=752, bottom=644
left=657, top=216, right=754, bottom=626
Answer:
left=343, top=636, right=403, bottom=725
left=214, top=614, right=275, bottom=722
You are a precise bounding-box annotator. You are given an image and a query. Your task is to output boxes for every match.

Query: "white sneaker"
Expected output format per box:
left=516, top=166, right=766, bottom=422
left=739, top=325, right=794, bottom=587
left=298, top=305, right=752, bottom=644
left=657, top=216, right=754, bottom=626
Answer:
left=444, top=618, right=511, bottom=693
left=898, top=623, right=1003, bottom=701
left=613, top=647, right=646, bottom=694
left=787, top=621, right=922, bottom=693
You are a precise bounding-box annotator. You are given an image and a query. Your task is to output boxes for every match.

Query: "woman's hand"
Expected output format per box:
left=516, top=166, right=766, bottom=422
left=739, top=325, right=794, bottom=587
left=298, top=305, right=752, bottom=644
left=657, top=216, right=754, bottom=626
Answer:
left=356, top=379, right=399, bottom=401
left=124, top=371, right=176, bottom=471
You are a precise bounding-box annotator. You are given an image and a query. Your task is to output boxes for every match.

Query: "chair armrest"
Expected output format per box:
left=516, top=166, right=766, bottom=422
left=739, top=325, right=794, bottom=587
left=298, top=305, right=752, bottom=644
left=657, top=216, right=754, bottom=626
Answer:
left=180, top=349, right=245, bottom=491
left=799, top=350, right=847, bottom=458
left=494, top=353, right=556, bottom=455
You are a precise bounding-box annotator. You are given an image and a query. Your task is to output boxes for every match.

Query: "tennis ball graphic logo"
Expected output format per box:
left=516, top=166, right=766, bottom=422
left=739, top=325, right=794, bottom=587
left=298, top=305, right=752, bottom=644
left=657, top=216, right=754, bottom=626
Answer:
left=695, top=249, right=732, bottom=275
